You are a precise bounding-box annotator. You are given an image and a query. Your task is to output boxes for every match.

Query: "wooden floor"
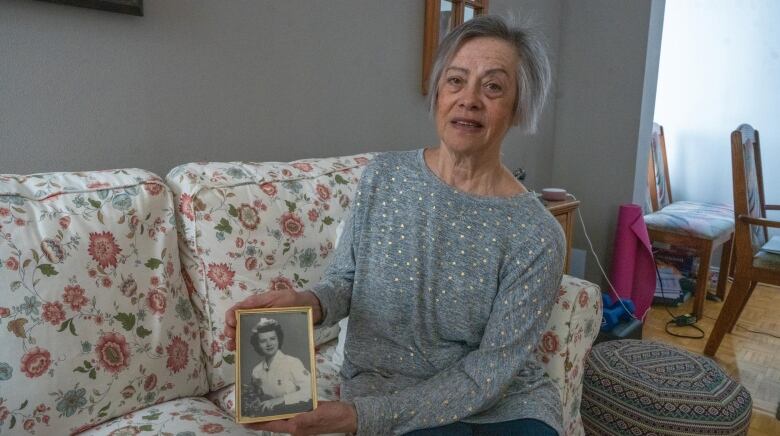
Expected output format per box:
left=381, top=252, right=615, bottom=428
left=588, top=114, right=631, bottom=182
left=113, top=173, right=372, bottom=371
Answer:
left=643, top=281, right=780, bottom=436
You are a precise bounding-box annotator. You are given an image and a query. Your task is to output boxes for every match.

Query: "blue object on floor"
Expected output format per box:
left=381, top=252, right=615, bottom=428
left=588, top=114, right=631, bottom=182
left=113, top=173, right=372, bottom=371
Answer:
left=601, top=293, right=636, bottom=332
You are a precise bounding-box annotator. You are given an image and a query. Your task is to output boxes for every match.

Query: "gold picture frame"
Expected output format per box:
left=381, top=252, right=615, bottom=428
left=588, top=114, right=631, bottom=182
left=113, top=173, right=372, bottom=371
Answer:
left=235, top=307, right=318, bottom=424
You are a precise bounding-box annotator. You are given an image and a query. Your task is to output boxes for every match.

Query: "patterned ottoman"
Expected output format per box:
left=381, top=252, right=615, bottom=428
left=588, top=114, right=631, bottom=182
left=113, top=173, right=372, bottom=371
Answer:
left=582, top=340, right=752, bottom=435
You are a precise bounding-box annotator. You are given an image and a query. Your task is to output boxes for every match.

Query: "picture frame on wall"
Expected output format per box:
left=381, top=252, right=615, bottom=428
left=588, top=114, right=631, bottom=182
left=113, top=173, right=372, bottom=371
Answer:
left=39, top=0, right=144, bottom=17
left=422, top=0, right=489, bottom=94
left=235, top=307, right=317, bottom=424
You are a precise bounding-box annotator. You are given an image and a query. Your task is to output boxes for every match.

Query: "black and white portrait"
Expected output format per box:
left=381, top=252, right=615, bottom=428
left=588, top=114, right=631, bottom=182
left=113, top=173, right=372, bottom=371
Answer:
left=235, top=307, right=316, bottom=423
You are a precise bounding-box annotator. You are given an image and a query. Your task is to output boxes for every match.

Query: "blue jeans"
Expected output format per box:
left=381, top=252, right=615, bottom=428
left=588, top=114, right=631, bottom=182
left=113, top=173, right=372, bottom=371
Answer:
left=403, top=418, right=558, bottom=436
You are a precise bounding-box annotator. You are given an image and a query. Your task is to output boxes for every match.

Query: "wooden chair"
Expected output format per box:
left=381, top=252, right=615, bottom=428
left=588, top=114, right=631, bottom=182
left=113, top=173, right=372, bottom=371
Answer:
left=644, top=123, right=734, bottom=320
left=704, top=124, right=780, bottom=356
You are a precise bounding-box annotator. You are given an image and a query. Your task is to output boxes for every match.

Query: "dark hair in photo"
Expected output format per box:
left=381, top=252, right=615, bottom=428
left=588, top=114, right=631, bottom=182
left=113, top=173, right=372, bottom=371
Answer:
left=250, top=319, right=284, bottom=352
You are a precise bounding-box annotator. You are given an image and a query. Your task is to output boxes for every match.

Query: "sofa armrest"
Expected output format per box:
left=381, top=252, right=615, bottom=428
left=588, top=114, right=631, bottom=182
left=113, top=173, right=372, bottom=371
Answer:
left=536, top=274, right=602, bottom=436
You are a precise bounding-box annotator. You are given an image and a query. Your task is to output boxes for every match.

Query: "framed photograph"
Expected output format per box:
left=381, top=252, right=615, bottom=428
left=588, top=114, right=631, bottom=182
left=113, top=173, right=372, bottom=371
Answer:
left=235, top=307, right=317, bottom=424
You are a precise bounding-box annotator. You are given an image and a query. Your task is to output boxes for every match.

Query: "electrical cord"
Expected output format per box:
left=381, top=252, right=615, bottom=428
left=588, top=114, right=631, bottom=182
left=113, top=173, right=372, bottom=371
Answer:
left=701, top=314, right=780, bottom=339
left=570, top=193, right=709, bottom=337
left=654, top=261, right=778, bottom=339
left=653, top=257, right=705, bottom=339
left=572, top=198, right=646, bottom=323
left=571, top=194, right=778, bottom=340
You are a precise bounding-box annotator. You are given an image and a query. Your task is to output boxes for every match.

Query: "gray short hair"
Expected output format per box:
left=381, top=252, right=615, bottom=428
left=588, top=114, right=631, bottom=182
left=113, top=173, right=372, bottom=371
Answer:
left=427, top=15, right=551, bottom=135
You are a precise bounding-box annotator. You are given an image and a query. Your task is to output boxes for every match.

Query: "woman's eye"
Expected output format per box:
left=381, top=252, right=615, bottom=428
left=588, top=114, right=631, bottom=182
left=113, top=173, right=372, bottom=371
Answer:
left=446, top=77, right=463, bottom=86
left=485, top=82, right=503, bottom=93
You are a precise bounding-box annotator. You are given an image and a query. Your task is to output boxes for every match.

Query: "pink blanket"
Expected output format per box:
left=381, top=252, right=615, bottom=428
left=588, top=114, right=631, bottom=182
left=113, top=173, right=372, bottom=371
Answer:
left=609, top=204, right=656, bottom=319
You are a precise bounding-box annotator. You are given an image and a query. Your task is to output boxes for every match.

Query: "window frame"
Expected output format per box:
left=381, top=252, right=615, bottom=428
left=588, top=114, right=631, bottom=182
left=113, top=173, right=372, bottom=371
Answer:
left=422, top=0, right=489, bottom=94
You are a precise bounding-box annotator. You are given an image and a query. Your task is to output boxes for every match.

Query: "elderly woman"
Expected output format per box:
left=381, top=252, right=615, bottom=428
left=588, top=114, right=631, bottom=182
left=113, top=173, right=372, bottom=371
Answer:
left=244, top=318, right=312, bottom=416
left=227, top=15, right=562, bottom=436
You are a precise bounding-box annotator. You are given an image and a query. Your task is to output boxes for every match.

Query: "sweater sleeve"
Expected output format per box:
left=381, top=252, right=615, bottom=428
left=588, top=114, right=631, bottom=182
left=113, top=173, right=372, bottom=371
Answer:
left=351, top=230, right=565, bottom=435
left=310, top=184, right=363, bottom=327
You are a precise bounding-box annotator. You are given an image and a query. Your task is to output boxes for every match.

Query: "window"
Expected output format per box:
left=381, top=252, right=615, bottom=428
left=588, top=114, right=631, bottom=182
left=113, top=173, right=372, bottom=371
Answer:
left=422, top=0, right=489, bottom=94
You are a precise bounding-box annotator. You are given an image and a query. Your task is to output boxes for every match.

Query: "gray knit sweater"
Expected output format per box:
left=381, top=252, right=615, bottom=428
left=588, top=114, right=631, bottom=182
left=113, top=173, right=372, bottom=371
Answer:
left=313, top=149, right=564, bottom=435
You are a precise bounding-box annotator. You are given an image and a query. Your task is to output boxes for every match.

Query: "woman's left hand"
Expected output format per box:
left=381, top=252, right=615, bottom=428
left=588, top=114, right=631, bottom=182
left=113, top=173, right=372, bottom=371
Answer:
left=247, top=400, right=357, bottom=436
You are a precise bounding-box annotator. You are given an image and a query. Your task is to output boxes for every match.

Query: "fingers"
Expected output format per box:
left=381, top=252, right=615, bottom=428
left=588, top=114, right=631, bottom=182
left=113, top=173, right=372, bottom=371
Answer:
left=246, top=404, right=348, bottom=436
left=224, top=293, right=269, bottom=333
left=247, top=419, right=294, bottom=433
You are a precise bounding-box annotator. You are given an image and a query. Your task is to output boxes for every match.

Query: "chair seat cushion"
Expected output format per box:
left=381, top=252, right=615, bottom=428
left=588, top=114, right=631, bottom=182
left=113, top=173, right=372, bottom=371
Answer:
left=644, top=201, right=734, bottom=240
left=754, top=250, right=780, bottom=270
left=582, top=340, right=752, bottom=435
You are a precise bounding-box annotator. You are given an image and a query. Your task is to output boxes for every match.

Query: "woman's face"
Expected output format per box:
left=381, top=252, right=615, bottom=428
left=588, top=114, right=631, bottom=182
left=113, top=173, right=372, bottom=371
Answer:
left=435, top=37, right=519, bottom=156
left=256, top=331, right=279, bottom=357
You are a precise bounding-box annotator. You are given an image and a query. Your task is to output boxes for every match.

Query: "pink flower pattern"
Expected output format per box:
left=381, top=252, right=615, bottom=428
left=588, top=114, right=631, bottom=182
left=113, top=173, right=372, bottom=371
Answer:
left=95, top=332, right=131, bottom=374
left=206, top=263, right=235, bottom=291
left=269, top=276, right=295, bottom=292
left=316, top=183, right=331, bottom=201
left=88, top=231, right=122, bottom=269
left=0, top=168, right=206, bottom=433
left=147, top=290, right=167, bottom=315
left=20, top=347, right=52, bottom=378
left=178, top=193, right=195, bottom=221
left=166, top=336, right=189, bottom=374
left=63, top=285, right=89, bottom=311
left=280, top=212, right=305, bottom=238
left=260, top=182, right=277, bottom=196
left=41, top=301, right=66, bottom=325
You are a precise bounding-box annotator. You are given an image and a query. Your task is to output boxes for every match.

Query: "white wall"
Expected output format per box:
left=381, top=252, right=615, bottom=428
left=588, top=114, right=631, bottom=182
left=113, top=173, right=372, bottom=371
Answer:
left=655, top=0, right=780, bottom=226
left=552, top=0, right=664, bottom=284
left=0, top=0, right=562, bottom=193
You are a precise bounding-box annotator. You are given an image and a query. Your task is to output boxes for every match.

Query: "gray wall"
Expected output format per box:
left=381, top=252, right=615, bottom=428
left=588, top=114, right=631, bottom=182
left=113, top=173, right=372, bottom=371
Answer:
left=1, top=0, right=664, bottom=284
left=552, top=0, right=664, bottom=284
left=0, top=0, right=561, bottom=192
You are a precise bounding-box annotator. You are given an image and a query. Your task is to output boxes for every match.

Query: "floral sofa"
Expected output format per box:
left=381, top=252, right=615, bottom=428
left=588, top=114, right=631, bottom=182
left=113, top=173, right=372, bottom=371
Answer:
left=0, top=153, right=602, bottom=436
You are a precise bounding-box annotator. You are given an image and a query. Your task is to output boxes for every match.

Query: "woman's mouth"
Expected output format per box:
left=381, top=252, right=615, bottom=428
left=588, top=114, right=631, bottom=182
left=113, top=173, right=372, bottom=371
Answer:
left=451, top=119, right=483, bottom=130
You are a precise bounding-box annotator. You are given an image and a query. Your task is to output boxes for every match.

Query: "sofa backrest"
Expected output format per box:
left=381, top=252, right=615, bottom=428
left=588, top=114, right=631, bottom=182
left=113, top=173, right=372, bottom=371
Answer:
left=165, top=154, right=372, bottom=390
left=0, top=169, right=208, bottom=435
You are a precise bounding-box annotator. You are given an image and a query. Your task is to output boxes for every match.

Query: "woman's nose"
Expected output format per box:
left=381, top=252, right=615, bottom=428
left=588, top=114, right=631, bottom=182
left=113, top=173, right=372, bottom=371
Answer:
left=458, top=85, right=482, bottom=110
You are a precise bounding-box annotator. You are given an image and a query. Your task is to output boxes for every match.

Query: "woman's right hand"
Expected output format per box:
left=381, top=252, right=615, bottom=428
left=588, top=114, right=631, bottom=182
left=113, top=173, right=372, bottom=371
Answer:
left=224, top=290, right=321, bottom=349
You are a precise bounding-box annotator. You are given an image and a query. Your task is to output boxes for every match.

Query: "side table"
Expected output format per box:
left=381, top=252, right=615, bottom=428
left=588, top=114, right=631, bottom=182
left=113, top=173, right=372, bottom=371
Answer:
left=544, top=194, right=580, bottom=273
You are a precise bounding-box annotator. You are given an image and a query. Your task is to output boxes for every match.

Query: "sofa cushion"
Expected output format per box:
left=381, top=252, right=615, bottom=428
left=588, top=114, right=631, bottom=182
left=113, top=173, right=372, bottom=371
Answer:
left=165, top=154, right=373, bottom=390
left=0, top=169, right=208, bottom=435
left=77, top=397, right=263, bottom=435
